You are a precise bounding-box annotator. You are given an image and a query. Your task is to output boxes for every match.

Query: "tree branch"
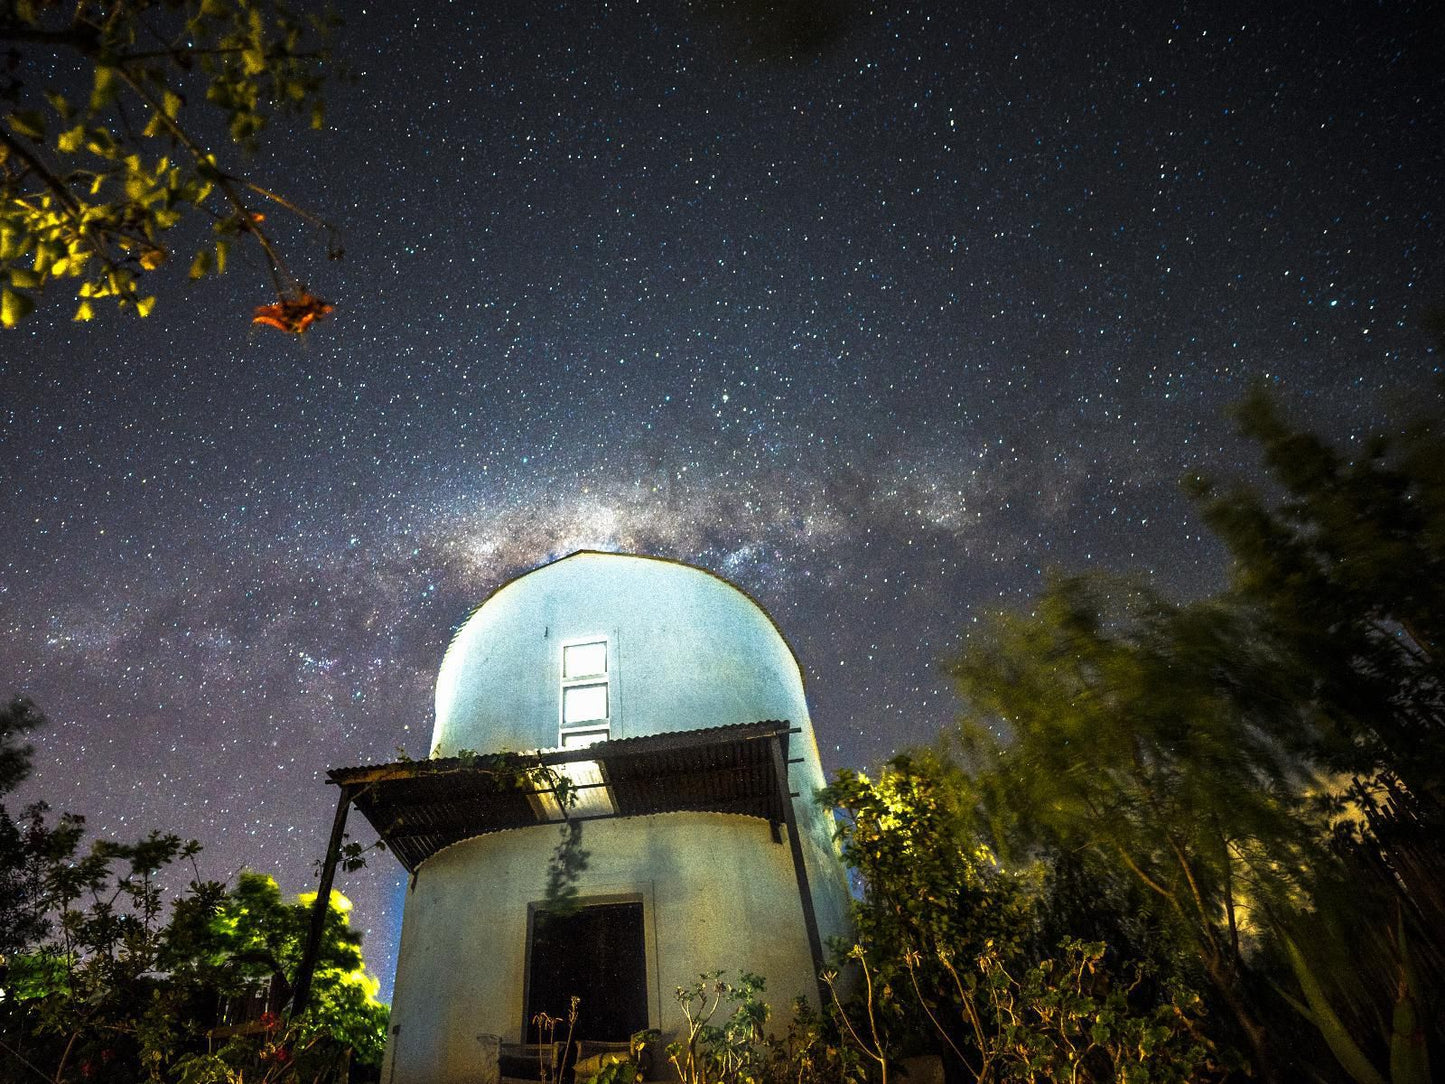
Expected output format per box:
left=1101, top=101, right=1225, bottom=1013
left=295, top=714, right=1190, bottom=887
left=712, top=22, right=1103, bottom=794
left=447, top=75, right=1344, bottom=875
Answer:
left=0, top=129, right=85, bottom=219
left=0, top=23, right=102, bottom=56
left=1113, top=843, right=1176, bottom=902
left=109, top=63, right=295, bottom=297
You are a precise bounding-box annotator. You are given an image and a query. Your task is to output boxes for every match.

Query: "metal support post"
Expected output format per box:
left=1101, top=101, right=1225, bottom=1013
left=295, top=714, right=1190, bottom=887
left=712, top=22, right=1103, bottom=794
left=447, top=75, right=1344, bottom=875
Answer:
left=770, top=734, right=825, bottom=1006
left=291, top=783, right=355, bottom=1015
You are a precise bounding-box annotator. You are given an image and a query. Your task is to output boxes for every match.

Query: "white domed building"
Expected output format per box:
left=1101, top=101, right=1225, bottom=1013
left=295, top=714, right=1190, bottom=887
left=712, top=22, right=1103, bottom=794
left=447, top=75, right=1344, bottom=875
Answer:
left=311, top=552, right=852, bottom=1083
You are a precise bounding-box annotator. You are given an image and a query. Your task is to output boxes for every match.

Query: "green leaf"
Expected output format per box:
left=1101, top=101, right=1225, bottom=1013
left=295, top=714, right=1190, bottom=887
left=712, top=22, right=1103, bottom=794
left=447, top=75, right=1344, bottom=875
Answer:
left=2, top=287, right=35, bottom=328
left=1283, top=936, right=1386, bottom=1084
left=90, top=66, right=119, bottom=112
left=7, top=110, right=46, bottom=141
left=57, top=125, right=86, bottom=154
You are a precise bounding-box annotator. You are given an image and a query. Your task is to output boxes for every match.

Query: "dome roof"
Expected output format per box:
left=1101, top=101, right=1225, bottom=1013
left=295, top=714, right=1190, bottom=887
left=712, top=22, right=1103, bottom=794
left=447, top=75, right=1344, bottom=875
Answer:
left=432, top=551, right=813, bottom=758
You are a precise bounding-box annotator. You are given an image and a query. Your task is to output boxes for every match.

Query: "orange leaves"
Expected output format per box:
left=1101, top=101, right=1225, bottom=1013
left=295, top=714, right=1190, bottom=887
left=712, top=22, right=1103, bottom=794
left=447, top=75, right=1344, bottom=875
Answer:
left=252, top=291, right=333, bottom=334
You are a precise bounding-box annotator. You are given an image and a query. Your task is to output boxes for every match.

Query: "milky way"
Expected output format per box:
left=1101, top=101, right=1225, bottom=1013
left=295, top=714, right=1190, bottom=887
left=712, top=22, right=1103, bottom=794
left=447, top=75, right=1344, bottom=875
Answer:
left=2, top=0, right=1441, bottom=998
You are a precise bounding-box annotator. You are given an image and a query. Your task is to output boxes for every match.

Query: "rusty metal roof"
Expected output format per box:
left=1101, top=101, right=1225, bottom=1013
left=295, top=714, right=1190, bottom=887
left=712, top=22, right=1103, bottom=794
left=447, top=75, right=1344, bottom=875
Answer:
left=329, top=721, right=793, bottom=873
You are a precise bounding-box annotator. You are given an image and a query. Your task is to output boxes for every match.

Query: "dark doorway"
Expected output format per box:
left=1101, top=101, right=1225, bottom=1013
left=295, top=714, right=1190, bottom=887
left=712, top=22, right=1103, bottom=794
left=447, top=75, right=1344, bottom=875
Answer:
left=525, top=900, right=648, bottom=1043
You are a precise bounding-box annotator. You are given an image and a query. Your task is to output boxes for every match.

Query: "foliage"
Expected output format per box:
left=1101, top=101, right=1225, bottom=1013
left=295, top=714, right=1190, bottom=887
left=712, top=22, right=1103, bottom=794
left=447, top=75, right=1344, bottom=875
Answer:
left=1181, top=382, right=1445, bottom=1082
left=667, top=972, right=768, bottom=1084
left=0, top=694, right=45, bottom=793
left=0, top=695, right=67, bottom=959
left=574, top=1027, right=658, bottom=1084
left=933, top=383, right=1445, bottom=1082
left=950, top=576, right=1340, bottom=1079
left=0, top=0, right=340, bottom=328
left=0, top=700, right=387, bottom=1084
left=905, top=939, right=1220, bottom=1084
left=820, top=755, right=1226, bottom=1084
left=663, top=973, right=861, bottom=1084
left=819, top=753, right=1035, bottom=1053
left=1185, top=383, right=1445, bottom=797
left=434, top=747, right=590, bottom=914
left=172, top=871, right=388, bottom=1064
left=581, top=1058, right=642, bottom=1084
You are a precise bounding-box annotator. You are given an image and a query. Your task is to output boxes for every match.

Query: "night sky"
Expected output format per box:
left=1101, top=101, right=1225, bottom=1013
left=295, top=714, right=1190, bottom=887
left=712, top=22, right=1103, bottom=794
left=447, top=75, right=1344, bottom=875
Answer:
left=2, top=1, right=1441, bottom=1000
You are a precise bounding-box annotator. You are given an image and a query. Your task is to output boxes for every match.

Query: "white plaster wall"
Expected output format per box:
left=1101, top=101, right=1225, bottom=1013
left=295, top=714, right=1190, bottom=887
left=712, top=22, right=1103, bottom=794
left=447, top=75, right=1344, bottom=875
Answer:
left=429, top=550, right=843, bottom=894
left=384, top=812, right=851, bottom=1084
left=386, top=553, right=855, bottom=1084
left=434, top=551, right=812, bottom=755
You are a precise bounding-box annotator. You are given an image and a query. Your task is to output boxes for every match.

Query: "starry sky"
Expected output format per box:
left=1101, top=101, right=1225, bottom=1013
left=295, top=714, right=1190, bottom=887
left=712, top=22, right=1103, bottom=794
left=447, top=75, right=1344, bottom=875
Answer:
left=2, top=0, right=1441, bottom=1001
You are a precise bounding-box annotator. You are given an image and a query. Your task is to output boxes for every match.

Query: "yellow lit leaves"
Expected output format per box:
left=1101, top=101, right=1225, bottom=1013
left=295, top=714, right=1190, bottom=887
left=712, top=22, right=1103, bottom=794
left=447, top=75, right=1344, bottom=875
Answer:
left=2, top=0, right=338, bottom=329
left=188, top=240, right=229, bottom=279
left=90, top=66, right=119, bottom=113
left=142, top=91, right=185, bottom=138
left=6, top=110, right=46, bottom=141
left=1, top=288, right=35, bottom=329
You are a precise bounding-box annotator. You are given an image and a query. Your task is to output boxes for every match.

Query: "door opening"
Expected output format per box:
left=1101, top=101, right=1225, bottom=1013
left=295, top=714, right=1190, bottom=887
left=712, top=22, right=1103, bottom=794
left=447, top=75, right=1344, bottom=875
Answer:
left=525, top=900, right=647, bottom=1043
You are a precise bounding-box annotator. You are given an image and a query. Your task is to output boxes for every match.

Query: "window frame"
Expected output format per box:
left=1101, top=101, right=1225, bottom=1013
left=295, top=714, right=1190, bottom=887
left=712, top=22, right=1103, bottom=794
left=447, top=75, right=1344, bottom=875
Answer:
left=559, top=636, right=611, bottom=748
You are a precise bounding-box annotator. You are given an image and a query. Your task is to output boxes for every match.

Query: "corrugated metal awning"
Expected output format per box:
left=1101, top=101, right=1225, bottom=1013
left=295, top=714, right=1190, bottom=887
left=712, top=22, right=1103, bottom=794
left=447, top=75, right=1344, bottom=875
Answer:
left=329, top=721, right=793, bottom=873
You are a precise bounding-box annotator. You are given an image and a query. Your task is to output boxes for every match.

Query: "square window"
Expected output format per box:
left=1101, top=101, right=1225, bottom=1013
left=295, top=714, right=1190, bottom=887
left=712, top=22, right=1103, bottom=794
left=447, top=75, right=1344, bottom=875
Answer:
left=561, top=729, right=609, bottom=750
left=563, top=641, right=607, bottom=679
left=563, top=683, right=608, bottom=726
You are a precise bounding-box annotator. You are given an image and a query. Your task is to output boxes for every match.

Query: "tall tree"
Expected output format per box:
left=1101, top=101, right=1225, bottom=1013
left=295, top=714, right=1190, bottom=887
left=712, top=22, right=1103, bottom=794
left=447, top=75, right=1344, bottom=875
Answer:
left=1185, top=382, right=1445, bottom=1082
left=822, top=750, right=1225, bottom=1083
left=951, top=578, right=1332, bottom=1082
left=1186, top=384, right=1445, bottom=797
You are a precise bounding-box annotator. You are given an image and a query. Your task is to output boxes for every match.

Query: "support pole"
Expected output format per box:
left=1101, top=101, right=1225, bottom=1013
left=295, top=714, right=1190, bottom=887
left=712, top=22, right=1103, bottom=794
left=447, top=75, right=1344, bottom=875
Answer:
left=770, top=734, right=825, bottom=1006
left=291, top=783, right=355, bottom=1016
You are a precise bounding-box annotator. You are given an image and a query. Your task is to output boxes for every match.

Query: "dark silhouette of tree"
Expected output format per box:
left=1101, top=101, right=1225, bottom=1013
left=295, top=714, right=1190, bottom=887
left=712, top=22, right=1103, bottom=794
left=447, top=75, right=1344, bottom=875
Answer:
left=0, top=699, right=387, bottom=1083
left=1187, top=383, right=1445, bottom=802
left=946, top=379, right=1445, bottom=1083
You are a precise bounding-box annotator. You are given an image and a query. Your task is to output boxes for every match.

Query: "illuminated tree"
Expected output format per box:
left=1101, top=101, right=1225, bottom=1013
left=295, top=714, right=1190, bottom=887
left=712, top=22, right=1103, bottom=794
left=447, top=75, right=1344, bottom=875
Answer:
left=951, top=579, right=1331, bottom=1082
left=0, top=700, right=387, bottom=1083
left=1, top=0, right=340, bottom=330
left=821, top=752, right=1226, bottom=1083
left=167, top=871, right=390, bottom=1079
left=949, top=370, right=1445, bottom=1083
